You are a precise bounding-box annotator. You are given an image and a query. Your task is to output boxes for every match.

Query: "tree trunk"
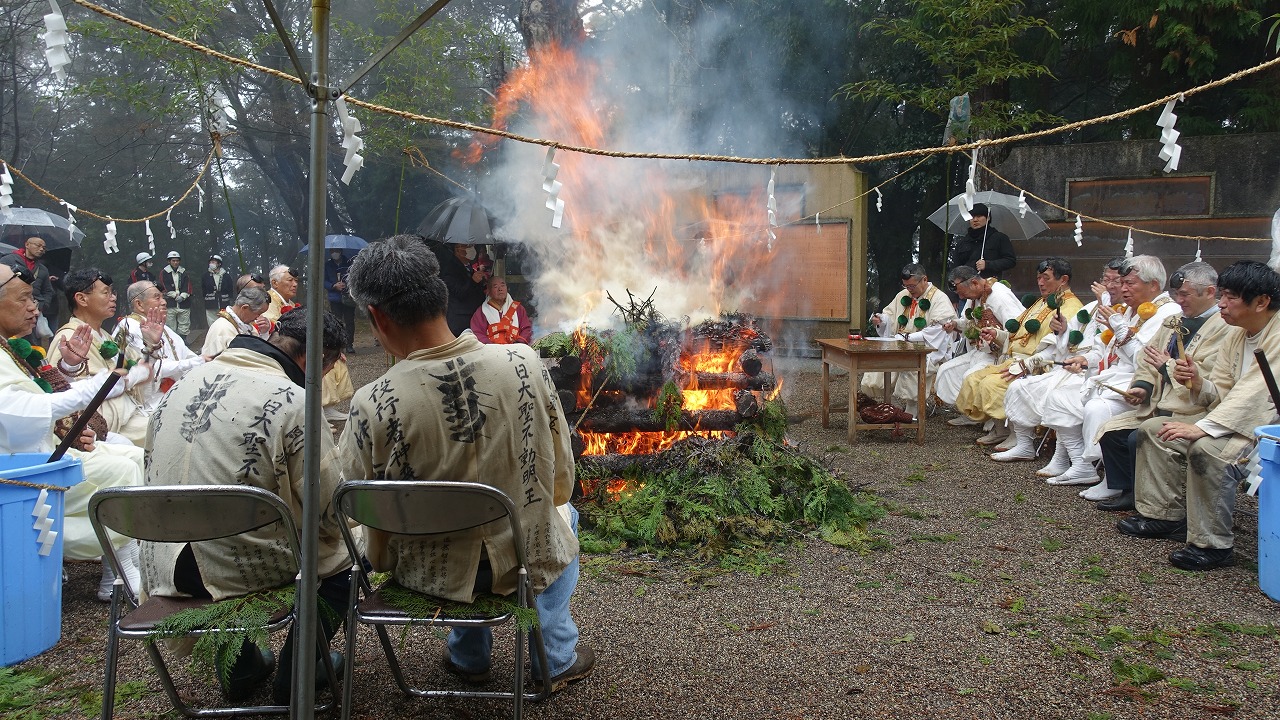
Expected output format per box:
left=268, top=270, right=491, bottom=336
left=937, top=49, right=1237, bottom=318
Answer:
left=518, top=0, right=584, bottom=51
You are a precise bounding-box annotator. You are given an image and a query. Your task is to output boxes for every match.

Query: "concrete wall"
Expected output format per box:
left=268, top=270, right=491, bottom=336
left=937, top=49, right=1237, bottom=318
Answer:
left=995, top=133, right=1279, bottom=295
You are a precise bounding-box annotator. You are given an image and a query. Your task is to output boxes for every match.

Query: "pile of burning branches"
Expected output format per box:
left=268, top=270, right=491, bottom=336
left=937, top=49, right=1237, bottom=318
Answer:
left=534, top=291, right=883, bottom=557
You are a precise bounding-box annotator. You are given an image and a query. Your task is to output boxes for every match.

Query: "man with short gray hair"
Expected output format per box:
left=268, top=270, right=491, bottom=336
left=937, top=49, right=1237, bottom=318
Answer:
left=339, top=234, right=594, bottom=694
left=202, top=286, right=272, bottom=356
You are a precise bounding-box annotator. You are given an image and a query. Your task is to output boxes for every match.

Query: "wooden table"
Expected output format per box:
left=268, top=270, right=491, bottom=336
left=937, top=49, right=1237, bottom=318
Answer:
left=816, top=338, right=930, bottom=445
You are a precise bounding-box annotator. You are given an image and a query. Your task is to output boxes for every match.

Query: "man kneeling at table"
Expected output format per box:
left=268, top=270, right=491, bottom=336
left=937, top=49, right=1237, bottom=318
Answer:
left=1118, top=261, right=1280, bottom=571
left=338, top=234, right=595, bottom=693
left=862, top=263, right=958, bottom=418
left=140, top=308, right=352, bottom=703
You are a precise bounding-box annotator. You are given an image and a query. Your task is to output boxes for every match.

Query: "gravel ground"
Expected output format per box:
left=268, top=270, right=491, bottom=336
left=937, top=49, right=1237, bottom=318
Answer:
left=17, top=342, right=1280, bottom=720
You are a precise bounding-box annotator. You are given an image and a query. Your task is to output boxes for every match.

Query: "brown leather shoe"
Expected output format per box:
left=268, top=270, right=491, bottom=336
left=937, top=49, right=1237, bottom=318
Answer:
left=534, top=645, right=596, bottom=694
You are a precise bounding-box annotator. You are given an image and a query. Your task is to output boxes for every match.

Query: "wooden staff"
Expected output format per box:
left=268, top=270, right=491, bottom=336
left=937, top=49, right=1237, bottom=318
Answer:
left=1096, top=380, right=1142, bottom=403
left=1255, top=349, right=1280, bottom=412
left=48, top=354, right=126, bottom=463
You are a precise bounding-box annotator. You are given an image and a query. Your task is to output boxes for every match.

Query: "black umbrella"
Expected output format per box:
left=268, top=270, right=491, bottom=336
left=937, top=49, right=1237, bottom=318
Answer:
left=0, top=207, right=85, bottom=250
left=417, top=197, right=493, bottom=245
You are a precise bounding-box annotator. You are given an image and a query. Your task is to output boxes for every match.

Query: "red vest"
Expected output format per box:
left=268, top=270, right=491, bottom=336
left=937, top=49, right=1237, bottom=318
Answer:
left=487, top=301, right=522, bottom=344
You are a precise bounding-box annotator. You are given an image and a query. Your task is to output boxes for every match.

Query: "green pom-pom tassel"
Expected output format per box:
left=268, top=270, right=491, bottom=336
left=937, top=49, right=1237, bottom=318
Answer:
left=900, top=295, right=912, bottom=307
left=1068, top=330, right=1084, bottom=346
left=914, top=317, right=927, bottom=329
left=1077, top=309, right=1090, bottom=324
left=1046, top=293, right=1059, bottom=310
left=999, top=279, right=1011, bottom=287
left=964, top=307, right=975, bottom=319
left=918, top=298, right=931, bottom=311
left=8, top=338, right=32, bottom=357
left=897, top=314, right=908, bottom=327
left=99, top=341, right=119, bottom=360
left=1005, top=318, right=1020, bottom=333
left=1024, top=319, right=1041, bottom=334
left=125, top=359, right=137, bottom=370
left=34, top=377, right=52, bottom=393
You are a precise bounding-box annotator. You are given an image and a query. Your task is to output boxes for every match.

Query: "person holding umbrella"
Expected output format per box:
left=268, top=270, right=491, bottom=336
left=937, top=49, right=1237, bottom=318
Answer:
left=950, top=203, right=1017, bottom=280
left=324, top=249, right=356, bottom=353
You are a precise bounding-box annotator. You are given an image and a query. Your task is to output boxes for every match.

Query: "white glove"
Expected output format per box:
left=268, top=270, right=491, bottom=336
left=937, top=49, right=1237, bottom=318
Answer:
left=166, top=291, right=178, bottom=300
left=178, top=293, right=189, bottom=302
left=121, top=362, right=153, bottom=390
left=48, top=370, right=113, bottom=418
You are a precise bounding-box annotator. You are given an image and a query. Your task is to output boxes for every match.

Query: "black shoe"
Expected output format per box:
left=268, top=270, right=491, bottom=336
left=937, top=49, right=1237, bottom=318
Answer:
left=533, top=645, right=596, bottom=694
left=344, top=346, right=355, bottom=354
left=1097, top=491, right=1135, bottom=513
left=442, top=650, right=493, bottom=684
left=271, top=651, right=342, bottom=705
left=1169, top=544, right=1234, bottom=571
left=219, top=645, right=274, bottom=702
left=1116, top=514, right=1187, bottom=542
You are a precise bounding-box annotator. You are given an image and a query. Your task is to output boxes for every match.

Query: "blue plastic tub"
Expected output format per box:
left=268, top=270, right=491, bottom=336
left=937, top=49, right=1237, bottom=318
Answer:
left=1254, top=425, right=1280, bottom=603
left=0, top=453, right=84, bottom=666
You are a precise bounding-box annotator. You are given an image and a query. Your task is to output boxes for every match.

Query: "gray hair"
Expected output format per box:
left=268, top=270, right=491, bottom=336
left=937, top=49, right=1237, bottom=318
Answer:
left=268, top=264, right=292, bottom=283
left=947, top=265, right=980, bottom=285
left=234, top=286, right=271, bottom=310
left=900, top=264, right=927, bottom=282
left=347, top=235, right=449, bottom=326
left=126, top=280, right=158, bottom=309
left=1121, top=255, right=1167, bottom=288
left=1175, top=261, right=1217, bottom=289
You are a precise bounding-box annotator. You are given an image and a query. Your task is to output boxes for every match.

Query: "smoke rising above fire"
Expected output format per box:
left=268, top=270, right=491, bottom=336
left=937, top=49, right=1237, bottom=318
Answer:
left=468, top=7, right=837, bottom=332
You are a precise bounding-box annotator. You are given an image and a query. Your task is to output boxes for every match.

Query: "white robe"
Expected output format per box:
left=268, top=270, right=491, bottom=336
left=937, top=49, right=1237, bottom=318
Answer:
left=118, top=316, right=205, bottom=417
left=1005, top=301, right=1100, bottom=429
left=935, top=282, right=1024, bottom=405
left=0, top=348, right=143, bottom=559
left=201, top=307, right=260, bottom=357
left=862, top=283, right=958, bottom=408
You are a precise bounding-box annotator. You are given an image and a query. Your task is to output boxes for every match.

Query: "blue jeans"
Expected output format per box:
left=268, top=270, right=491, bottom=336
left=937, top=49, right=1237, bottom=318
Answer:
left=448, top=504, right=580, bottom=678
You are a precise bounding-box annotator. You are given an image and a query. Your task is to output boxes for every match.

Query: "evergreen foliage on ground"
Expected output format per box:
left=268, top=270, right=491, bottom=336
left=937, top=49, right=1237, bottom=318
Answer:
left=576, top=400, right=884, bottom=558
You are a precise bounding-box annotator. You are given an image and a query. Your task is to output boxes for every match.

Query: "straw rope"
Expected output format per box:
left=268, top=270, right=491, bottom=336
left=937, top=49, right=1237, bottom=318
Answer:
left=0, top=476, right=69, bottom=493
left=979, top=162, right=1270, bottom=242
left=69, top=0, right=1280, bottom=167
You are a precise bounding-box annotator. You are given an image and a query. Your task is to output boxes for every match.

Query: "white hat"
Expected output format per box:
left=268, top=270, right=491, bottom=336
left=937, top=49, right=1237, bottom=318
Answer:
left=166, top=250, right=181, bottom=259
left=210, top=254, right=223, bottom=262
left=135, top=252, right=152, bottom=264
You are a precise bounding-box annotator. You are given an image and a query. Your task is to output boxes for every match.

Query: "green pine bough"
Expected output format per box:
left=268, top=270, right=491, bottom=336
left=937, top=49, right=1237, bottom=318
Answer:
left=577, top=400, right=884, bottom=559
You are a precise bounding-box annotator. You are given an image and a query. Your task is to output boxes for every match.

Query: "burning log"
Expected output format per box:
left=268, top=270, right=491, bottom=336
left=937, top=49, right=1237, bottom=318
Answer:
left=557, top=389, right=579, bottom=414
left=734, top=389, right=760, bottom=419
left=739, top=348, right=762, bottom=377
left=574, top=407, right=744, bottom=433
left=683, top=371, right=775, bottom=391
left=577, top=452, right=665, bottom=478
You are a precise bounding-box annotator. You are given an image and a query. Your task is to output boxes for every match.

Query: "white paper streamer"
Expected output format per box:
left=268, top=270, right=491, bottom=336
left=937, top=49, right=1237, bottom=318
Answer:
left=42, top=0, right=71, bottom=82
left=166, top=208, right=176, bottom=241
left=103, top=219, right=117, bottom=254
left=1243, top=444, right=1263, bottom=497
left=1157, top=96, right=1182, bottom=173
left=1017, top=190, right=1027, bottom=218
left=196, top=181, right=204, bottom=212
left=874, top=187, right=883, bottom=213
left=1073, top=214, right=1083, bottom=247
left=335, top=96, right=365, bottom=185
left=1195, top=240, right=1202, bottom=262
left=814, top=211, right=820, bottom=234
left=1124, top=228, right=1134, bottom=258
left=32, top=488, right=58, bottom=556
left=541, top=147, right=564, bottom=229
left=960, top=153, right=976, bottom=221
left=207, top=85, right=232, bottom=135
left=0, top=162, right=12, bottom=212
left=767, top=167, right=778, bottom=227
left=144, top=218, right=155, bottom=253
left=61, top=200, right=77, bottom=244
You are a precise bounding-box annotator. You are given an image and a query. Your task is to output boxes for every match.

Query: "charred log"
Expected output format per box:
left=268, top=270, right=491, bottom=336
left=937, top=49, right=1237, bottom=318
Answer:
left=739, top=348, right=762, bottom=377
left=574, top=407, right=743, bottom=433
left=557, top=389, right=579, bottom=414
left=577, top=452, right=664, bottom=479
left=733, top=389, right=760, bottom=419
left=684, top=371, right=776, bottom=391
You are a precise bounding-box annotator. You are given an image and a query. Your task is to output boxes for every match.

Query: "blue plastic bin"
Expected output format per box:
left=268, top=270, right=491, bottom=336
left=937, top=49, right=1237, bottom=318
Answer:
left=0, top=453, right=84, bottom=666
left=1254, top=425, right=1280, bottom=603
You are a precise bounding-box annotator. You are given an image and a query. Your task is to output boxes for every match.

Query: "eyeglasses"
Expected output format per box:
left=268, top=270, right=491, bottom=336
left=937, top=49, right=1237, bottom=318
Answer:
left=0, top=266, right=33, bottom=291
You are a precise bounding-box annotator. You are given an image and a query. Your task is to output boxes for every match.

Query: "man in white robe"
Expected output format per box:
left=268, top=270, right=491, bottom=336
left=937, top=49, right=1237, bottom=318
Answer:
left=201, top=286, right=271, bottom=356
left=0, top=263, right=146, bottom=600
left=1119, top=261, right=1280, bottom=571
left=862, top=263, right=958, bottom=417
left=935, top=265, right=1025, bottom=412
left=996, top=260, right=1124, bottom=474
left=1041, top=256, right=1180, bottom=489
left=117, top=280, right=207, bottom=421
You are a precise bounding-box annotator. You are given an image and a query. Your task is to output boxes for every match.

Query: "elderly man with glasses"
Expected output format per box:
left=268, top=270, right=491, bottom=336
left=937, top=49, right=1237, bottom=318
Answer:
left=1, top=236, right=56, bottom=343
left=861, top=263, right=958, bottom=418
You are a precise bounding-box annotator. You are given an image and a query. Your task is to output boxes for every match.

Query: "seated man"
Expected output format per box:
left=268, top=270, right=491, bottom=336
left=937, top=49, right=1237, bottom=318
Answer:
left=862, top=263, right=958, bottom=417
left=1118, top=261, right=1280, bottom=570
left=470, top=275, right=533, bottom=345
left=0, top=263, right=146, bottom=601
left=1094, top=262, right=1231, bottom=512
left=339, top=235, right=594, bottom=693
left=1041, top=255, right=1180, bottom=489
left=140, top=308, right=351, bottom=702
left=118, top=281, right=207, bottom=419
left=202, top=286, right=272, bottom=356
left=47, top=269, right=156, bottom=444
left=935, top=265, right=1026, bottom=423
left=956, top=258, right=1084, bottom=447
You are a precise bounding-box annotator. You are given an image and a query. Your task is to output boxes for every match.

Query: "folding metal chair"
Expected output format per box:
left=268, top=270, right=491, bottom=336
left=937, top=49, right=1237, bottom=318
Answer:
left=88, top=485, right=339, bottom=719
left=333, top=480, right=552, bottom=720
